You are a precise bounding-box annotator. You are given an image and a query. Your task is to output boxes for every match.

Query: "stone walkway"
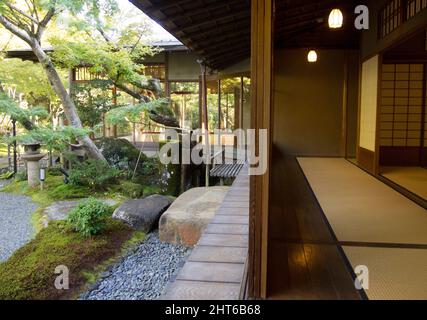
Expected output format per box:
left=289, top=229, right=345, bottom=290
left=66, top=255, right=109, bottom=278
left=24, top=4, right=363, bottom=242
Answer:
left=163, top=166, right=250, bottom=300
left=0, top=180, right=38, bottom=262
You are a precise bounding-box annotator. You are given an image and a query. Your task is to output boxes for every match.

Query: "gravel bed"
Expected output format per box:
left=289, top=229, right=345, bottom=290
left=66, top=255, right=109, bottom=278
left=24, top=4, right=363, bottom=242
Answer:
left=81, top=232, right=191, bottom=300
left=0, top=187, right=38, bottom=262
left=0, top=179, right=11, bottom=189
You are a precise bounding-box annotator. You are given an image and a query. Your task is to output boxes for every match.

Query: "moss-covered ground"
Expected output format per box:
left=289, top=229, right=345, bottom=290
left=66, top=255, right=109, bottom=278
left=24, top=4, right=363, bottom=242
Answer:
left=0, top=219, right=145, bottom=300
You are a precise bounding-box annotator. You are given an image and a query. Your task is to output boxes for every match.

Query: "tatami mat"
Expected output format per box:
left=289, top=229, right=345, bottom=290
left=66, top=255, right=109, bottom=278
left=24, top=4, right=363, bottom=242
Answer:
left=381, top=166, right=427, bottom=200
left=344, top=246, right=427, bottom=300
left=297, top=158, right=427, bottom=245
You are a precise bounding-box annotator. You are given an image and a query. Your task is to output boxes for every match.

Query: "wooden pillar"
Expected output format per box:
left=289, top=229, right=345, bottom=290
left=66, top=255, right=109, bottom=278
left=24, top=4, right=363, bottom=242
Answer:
left=199, top=62, right=210, bottom=187
left=249, top=0, right=273, bottom=299
left=340, top=51, right=349, bottom=158
left=112, top=86, right=118, bottom=138
left=165, top=51, right=171, bottom=98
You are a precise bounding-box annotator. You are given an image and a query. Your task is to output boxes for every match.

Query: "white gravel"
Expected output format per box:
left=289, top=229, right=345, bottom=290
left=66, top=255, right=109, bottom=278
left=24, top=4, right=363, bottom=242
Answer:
left=0, top=183, right=38, bottom=262
left=81, top=232, right=191, bottom=300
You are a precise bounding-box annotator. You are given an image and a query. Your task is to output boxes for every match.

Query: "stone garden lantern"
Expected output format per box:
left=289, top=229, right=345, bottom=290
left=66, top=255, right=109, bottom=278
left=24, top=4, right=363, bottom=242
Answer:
left=21, top=142, right=46, bottom=187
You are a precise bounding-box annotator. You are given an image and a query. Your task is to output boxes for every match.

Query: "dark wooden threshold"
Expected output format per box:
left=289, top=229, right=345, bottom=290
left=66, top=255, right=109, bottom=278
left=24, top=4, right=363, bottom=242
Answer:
left=377, top=174, right=427, bottom=210
left=346, top=160, right=427, bottom=210
left=267, top=152, right=365, bottom=300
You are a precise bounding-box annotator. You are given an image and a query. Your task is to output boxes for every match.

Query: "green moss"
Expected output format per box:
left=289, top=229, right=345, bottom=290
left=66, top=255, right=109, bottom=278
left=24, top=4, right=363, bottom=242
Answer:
left=31, top=208, right=45, bottom=234
left=48, top=184, right=91, bottom=201
left=0, top=219, right=134, bottom=300
left=79, top=230, right=146, bottom=289
left=143, top=185, right=162, bottom=196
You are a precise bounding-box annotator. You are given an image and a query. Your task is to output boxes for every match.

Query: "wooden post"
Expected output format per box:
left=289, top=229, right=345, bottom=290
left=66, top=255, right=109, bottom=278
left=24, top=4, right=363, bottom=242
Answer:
left=199, top=61, right=210, bottom=187
left=112, top=86, right=118, bottom=138
left=218, top=78, right=222, bottom=147
left=249, top=0, right=273, bottom=299
left=341, top=51, right=349, bottom=158
left=12, top=119, right=17, bottom=174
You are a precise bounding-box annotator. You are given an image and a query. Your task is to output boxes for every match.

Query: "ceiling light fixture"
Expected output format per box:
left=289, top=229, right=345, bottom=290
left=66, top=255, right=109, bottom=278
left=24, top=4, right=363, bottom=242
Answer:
left=328, top=8, right=344, bottom=29
left=307, top=50, right=318, bottom=63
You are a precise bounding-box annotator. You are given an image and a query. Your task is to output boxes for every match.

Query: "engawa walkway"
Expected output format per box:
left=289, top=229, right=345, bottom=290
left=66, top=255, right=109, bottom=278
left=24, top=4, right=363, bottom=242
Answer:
left=163, top=166, right=249, bottom=300
left=298, top=158, right=427, bottom=300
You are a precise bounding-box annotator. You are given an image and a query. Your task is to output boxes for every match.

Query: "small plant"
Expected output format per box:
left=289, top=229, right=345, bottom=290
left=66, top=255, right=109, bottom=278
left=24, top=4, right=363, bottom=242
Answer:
left=69, top=159, right=121, bottom=191
left=14, top=170, right=27, bottom=182
left=0, top=171, right=14, bottom=180
left=67, top=198, right=113, bottom=237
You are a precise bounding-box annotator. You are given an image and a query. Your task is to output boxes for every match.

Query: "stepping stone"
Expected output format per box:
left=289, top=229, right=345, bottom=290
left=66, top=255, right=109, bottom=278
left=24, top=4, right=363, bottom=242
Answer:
left=163, top=281, right=241, bottom=300
left=43, top=198, right=118, bottom=227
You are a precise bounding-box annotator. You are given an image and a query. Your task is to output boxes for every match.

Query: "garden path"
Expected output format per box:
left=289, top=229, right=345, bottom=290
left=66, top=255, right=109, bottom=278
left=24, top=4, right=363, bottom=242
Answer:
left=0, top=181, right=38, bottom=262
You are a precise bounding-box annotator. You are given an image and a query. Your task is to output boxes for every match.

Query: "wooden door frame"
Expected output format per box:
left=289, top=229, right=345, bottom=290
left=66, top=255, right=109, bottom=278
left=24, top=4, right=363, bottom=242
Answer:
left=248, top=0, right=273, bottom=299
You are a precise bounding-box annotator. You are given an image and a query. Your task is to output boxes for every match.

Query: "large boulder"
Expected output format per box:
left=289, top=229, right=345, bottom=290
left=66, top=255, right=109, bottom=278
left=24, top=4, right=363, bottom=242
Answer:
left=113, top=195, right=174, bottom=232
left=159, top=187, right=229, bottom=246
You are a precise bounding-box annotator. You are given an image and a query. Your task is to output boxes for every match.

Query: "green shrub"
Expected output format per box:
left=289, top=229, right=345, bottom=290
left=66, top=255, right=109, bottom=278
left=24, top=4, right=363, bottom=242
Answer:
left=95, top=138, right=139, bottom=170
left=117, top=181, right=144, bottom=199
left=67, top=198, right=113, bottom=237
left=69, top=159, right=121, bottom=191
left=14, top=170, right=27, bottom=182
left=47, top=165, right=63, bottom=177
left=48, top=184, right=90, bottom=200
left=95, top=137, right=162, bottom=185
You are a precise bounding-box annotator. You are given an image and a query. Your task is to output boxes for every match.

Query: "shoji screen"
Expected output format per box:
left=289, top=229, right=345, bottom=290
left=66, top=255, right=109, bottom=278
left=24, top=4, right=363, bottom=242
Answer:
left=360, top=56, right=379, bottom=152
left=380, top=64, right=424, bottom=148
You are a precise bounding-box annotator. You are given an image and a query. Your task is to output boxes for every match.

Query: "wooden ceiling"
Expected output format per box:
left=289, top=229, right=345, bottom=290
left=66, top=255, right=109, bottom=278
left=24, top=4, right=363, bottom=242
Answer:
left=130, top=0, right=360, bottom=70
left=275, top=0, right=361, bottom=49
left=130, top=0, right=251, bottom=70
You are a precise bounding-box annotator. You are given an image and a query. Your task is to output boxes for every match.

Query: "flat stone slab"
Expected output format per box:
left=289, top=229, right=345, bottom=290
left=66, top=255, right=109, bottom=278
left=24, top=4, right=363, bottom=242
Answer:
left=159, top=187, right=229, bottom=246
left=211, top=215, right=249, bottom=225
left=198, top=234, right=249, bottom=248
left=163, top=281, right=241, bottom=300
left=177, top=262, right=244, bottom=283
left=189, top=246, right=247, bottom=264
left=43, top=198, right=118, bottom=227
left=205, top=224, right=249, bottom=235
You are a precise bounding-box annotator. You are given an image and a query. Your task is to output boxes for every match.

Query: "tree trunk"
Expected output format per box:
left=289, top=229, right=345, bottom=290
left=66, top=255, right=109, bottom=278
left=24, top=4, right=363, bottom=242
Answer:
left=30, top=41, right=106, bottom=162
left=114, top=82, right=180, bottom=128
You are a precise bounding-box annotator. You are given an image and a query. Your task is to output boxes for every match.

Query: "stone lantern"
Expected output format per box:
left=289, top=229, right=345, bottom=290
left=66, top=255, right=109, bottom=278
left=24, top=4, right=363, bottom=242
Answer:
left=21, top=143, right=46, bottom=187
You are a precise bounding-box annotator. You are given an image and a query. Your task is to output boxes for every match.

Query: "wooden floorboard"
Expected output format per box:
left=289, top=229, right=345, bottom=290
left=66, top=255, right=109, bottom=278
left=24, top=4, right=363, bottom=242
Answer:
left=267, top=154, right=362, bottom=300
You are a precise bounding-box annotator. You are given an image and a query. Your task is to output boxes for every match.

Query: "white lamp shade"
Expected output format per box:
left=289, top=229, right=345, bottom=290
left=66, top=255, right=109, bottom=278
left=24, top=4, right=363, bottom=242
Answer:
left=328, top=9, right=343, bottom=29
left=307, top=50, right=318, bottom=63
left=39, top=168, right=46, bottom=181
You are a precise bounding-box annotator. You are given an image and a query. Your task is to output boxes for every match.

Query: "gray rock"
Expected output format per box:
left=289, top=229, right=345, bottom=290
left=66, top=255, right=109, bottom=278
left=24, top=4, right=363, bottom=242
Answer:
left=113, top=195, right=174, bottom=232
left=42, top=198, right=118, bottom=227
